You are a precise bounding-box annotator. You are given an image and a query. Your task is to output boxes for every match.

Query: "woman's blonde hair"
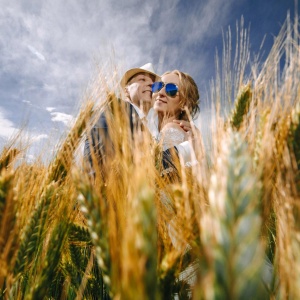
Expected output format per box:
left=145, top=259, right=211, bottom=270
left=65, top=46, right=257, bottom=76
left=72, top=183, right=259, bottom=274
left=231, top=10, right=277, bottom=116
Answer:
left=162, top=70, right=200, bottom=120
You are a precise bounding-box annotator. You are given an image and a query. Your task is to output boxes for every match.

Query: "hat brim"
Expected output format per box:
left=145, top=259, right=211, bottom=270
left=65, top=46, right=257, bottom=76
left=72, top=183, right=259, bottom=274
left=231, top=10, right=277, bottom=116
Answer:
left=120, top=68, right=160, bottom=88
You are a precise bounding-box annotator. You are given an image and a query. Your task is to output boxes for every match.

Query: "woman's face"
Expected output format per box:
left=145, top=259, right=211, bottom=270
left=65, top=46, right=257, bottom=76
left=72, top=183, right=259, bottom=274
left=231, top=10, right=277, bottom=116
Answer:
left=153, top=73, right=183, bottom=117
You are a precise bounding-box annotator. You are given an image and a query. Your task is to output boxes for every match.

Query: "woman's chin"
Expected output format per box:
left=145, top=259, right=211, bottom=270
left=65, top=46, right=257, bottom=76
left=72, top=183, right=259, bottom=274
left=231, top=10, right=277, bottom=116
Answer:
left=153, top=106, right=165, bottom=114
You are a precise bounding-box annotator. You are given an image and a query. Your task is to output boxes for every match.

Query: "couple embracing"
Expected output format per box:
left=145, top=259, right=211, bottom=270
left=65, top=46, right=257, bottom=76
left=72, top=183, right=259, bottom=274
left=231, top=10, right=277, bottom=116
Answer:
left=84, top=63, right=200, bottom=179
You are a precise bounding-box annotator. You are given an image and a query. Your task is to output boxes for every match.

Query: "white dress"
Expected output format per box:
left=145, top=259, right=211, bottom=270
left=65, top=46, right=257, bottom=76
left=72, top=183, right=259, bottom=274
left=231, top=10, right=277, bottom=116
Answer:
left=156, top=122, right=198, bottom=297
left=158, top=126, right=187, bottom=151
left=147, top=108, right=186, bottom=148
left=153, top=122, right=208, bottom=297
left=147, top=108, right=194, bottom=165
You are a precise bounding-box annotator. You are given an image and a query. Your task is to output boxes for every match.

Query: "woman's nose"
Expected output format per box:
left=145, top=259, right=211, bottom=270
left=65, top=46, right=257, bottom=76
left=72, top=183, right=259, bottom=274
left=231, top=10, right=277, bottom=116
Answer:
left=158, top=86, right=166, bottom=96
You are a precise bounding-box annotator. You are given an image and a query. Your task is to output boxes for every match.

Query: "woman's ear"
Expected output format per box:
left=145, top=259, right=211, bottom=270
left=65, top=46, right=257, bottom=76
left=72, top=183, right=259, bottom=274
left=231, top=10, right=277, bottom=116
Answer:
left=180, top=101, right=187, bottom=111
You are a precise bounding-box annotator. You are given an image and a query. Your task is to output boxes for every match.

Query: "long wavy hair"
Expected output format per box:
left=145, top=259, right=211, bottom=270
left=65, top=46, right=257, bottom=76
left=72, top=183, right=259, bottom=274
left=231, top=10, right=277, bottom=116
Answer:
left=162, top=70, right=200, bottom=121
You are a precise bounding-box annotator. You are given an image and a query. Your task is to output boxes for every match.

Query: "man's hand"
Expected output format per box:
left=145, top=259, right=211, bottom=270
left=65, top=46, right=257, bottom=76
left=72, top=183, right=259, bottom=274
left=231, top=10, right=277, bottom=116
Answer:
left=173, top=119, right=201, bottom=148
left=172, top=119, right=192, bottom=132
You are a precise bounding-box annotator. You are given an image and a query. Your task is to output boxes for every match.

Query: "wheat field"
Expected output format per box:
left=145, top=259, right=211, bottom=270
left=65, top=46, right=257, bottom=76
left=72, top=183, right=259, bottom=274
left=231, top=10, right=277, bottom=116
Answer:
left=0, top=14, right=299, bottom=300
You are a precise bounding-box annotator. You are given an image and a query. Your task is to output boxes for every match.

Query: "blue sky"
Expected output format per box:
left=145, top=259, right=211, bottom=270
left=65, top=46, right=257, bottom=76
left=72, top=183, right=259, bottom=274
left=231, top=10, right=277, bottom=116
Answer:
left=0, top=0, right=297, bottom=160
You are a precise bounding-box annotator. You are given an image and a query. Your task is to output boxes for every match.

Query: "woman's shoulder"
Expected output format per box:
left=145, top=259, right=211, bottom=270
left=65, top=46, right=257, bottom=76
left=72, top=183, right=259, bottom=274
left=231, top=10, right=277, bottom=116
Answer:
left=159, top=122, right=187, bottom=149
left=161, top=122, right=185, bottom=133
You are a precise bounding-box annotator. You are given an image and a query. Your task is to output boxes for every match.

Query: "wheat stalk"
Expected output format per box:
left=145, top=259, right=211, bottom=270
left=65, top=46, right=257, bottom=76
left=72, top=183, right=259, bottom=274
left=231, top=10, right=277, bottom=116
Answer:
left=203, top=131, right=268, bottom=299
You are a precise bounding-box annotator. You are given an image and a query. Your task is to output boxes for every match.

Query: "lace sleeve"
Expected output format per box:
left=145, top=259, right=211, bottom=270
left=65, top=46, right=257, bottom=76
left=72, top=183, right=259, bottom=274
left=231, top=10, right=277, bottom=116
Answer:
left=158, top=127, right=186, bottom=150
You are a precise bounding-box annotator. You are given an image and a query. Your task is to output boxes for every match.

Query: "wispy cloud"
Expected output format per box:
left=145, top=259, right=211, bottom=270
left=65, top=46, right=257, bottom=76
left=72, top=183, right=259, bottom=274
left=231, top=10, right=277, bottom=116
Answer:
left=46, top=107, right=55, bottom=112
left=0, top=110, right=17, bottom=139
left=27, top=45, right=46, bottom=61
left=50, top=112, right=74, bottom=127
left=0, top=107, right=50, bottom=160
left=31, top=134, right=48, bottom=142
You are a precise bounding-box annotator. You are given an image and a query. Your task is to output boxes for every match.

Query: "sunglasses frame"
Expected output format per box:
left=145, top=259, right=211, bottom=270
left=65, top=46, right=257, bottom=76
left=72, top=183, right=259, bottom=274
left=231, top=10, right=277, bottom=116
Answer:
left=151, top=81, right=179, bottom=98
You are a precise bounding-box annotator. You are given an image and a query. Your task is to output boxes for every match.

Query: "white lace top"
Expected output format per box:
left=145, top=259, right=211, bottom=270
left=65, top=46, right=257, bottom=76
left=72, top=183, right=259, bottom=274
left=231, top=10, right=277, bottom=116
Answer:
left=147, top=108, right=193, bottom=163
left=158, top=127, right=186, bottom=151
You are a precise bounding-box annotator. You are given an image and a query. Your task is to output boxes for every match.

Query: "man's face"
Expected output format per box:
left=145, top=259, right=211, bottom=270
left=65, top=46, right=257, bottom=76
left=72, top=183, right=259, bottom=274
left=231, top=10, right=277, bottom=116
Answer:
left=126, top=72, right=155, bottom=108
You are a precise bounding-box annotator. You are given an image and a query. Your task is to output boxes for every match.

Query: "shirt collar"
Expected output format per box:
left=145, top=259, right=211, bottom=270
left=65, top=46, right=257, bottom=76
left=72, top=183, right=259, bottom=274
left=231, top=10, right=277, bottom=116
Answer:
left=146, top=108, right=159, bottom=139
left=127, top=103, right=159, bottom=139
left=130, top=102, right=146, bottom=120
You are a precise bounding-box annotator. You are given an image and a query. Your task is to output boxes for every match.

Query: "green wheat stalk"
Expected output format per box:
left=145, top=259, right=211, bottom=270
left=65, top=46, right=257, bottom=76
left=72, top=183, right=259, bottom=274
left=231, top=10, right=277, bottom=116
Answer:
left=122, top=183, right=158, bottom=299
left=13, top=182, right=55, bottom=275
left=0, top=169, right=18, bottom=297
left=230, top=83, right=252, bottom=130
left=75, top=175, right=112, bottom=297
left=0, top=170, right=15, bottom=244
left=207, top=131, right=268, bottom=299
left=60, top=259, right=82, bottom=295
left=68, top=223, right=92, bottom=244
left=30, top=220, right=69, bottom=299
left=288, top=102, right=300, bottom=192
left=137, top=184, right=158, bottom=299
left=69, top=243, right=86, bottom=274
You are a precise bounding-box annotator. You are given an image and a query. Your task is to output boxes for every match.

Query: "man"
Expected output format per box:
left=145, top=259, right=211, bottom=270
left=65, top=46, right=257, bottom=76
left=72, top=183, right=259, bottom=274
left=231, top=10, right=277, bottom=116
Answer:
left=84, top=63, right=193, bottom=178
left=120, top=62, right=158, bottom=117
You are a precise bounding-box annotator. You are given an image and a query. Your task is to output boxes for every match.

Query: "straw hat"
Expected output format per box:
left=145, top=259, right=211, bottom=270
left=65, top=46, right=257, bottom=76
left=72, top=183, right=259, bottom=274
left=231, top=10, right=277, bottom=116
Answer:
left=120, top=63, right=160, bottom=88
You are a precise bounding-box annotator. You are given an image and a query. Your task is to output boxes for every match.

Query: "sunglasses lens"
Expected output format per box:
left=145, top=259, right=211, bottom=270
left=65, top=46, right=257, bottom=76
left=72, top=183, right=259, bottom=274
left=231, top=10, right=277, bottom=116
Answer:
left=165, top=83, right=178, bottom=97
left=152, top=82, right=163, bottom=93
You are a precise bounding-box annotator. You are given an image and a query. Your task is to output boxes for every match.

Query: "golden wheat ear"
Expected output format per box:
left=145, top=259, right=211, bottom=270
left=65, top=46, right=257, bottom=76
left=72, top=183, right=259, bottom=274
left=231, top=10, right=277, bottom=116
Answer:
left=0, top=147, right=20, bottom=172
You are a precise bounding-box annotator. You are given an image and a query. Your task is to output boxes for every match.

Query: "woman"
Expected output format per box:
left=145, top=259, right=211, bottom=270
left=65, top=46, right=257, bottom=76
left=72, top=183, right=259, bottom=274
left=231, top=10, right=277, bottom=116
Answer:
left=151, top=70, right=201, bottom=295
left=151, top=70, right=200, bottom=150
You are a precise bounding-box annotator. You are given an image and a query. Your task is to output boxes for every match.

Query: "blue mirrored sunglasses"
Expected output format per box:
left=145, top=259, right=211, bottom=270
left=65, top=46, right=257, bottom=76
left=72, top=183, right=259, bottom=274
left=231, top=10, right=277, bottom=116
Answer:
left=151, top=82, right=179, bottom=97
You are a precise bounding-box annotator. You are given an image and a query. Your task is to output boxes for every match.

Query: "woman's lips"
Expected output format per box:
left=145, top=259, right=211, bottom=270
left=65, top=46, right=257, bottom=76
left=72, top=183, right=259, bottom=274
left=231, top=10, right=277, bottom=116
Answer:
left=156, top=98, right=167, bottom=104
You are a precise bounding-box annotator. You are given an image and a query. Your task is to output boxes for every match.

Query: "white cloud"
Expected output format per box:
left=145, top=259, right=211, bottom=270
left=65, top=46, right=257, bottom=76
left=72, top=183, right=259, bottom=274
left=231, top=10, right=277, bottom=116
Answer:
left=0, top=107, right=49, bottom=157
left=46, top=107, right=55, bottom=112
left=0, top=110, right=17, bottom=139
left=50, top=112, right=74, bottom=126
left=31, top=134, right=48, bottom=142
left=1, top=0, right=233, bottom=87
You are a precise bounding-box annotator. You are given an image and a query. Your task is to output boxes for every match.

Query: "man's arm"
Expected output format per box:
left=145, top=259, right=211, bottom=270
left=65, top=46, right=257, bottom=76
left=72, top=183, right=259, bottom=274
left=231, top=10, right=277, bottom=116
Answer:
left=83, top=111, right=111, bottom=177
left=84, top=101, right=139, bottom=177
left=174, top=141, right=193, bottom=164
left=171, top=120, right=200, bottom=165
